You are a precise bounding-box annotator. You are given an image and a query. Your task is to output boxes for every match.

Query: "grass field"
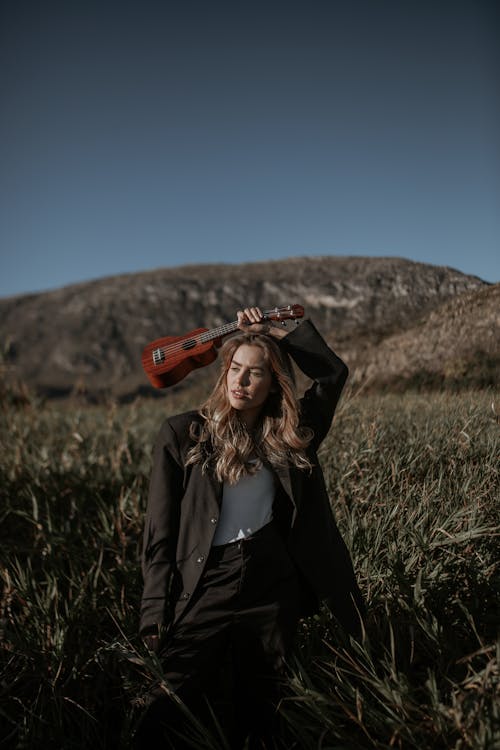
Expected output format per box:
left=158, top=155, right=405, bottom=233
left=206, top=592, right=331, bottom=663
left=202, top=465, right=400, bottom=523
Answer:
left=0, top=388, right=498, bottom=749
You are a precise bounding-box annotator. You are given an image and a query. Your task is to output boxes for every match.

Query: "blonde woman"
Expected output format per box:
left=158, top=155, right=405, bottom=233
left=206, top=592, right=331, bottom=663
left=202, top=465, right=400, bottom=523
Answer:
left=135, top=307, right=364, bottom=749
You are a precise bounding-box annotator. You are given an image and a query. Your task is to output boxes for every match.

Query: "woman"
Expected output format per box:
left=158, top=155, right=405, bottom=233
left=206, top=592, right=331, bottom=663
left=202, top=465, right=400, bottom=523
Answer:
left=134, top=307, right=364, bottom=748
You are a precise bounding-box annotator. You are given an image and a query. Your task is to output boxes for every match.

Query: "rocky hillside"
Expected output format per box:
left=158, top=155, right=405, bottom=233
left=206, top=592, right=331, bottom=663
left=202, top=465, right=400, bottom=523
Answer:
left=0, top=257, right=496, bottom=401
left=350, top=283, right=500, bottom=390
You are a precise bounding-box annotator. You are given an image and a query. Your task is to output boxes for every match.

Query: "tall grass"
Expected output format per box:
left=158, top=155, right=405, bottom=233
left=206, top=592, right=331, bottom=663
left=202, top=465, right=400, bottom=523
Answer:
left=0, top=390, right=498, bottom=748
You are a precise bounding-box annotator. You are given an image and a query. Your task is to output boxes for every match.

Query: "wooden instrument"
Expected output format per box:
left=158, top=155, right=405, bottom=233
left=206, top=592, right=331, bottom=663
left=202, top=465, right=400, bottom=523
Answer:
left=142, top=304, right=304, bottom=388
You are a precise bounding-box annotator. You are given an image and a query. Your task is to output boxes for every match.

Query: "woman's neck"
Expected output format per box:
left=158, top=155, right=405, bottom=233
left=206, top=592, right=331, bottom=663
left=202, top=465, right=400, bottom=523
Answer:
left=238, top=407, right=262, bottom=431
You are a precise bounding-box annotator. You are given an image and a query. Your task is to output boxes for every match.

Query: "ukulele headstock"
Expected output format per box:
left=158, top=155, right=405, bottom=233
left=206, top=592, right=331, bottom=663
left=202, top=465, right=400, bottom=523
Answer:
left=263, top=304, right=305, bottom=323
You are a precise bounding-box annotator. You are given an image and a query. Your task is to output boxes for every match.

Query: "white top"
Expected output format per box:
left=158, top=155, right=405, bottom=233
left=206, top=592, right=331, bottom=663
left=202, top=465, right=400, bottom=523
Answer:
left=211, top=463, right=275, bottom=546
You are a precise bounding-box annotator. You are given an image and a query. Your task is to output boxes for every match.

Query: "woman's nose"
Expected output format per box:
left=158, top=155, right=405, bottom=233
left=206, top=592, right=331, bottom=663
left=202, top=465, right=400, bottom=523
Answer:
left=236, top=370, right=249, bottom=386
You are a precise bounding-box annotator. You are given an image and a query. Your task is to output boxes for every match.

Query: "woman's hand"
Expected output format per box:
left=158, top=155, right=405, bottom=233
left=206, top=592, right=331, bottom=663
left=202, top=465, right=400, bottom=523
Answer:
left=236, top=307, right=288, bottom=339
left=237, top=306, right=270, bottom=333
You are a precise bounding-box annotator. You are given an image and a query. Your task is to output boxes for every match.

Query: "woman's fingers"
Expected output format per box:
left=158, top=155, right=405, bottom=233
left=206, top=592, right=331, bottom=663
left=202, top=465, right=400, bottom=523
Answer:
left=242, top=306, right=263, bottom=323
left=236, top=307, right=267, bottom=332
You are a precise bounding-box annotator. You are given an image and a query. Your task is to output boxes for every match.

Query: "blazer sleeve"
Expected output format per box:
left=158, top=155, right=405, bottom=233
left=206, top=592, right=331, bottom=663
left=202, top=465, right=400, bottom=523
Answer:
left=140, top=419, right=184, bottom=637
left=279, top=319, right=348, bottom=450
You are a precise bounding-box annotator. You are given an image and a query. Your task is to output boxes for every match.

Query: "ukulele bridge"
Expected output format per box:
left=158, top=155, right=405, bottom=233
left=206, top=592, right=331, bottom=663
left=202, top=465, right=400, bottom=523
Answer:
left=152, top=348, right=165, bottom=365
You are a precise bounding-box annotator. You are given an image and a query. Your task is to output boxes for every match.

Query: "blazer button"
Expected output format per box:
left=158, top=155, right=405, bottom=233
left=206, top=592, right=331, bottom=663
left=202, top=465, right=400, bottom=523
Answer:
left=181, top=592, right=190, bottom=600
left=196, top=555, right=205, bottom=564
left=210, top=517, right=218, bottom=524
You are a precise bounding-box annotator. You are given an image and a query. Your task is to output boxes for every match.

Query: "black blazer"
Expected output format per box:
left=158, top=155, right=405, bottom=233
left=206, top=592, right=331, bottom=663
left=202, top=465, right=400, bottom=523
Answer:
left=140, top=320, right=364, bottom=639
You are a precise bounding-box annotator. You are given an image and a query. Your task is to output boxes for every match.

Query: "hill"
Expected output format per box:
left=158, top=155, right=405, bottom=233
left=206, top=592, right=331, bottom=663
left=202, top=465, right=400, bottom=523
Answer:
left=350, top=283, right=500, bottom=391
left=0, top=256, right=496, bottom=401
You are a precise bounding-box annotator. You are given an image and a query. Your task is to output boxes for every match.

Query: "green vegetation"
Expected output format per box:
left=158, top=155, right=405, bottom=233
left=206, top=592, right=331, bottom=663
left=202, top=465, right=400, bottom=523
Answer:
left=1, top=389, right=498, bottom=748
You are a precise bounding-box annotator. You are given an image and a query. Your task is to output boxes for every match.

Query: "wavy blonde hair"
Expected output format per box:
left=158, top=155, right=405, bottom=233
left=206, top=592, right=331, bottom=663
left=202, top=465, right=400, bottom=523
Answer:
left=186, top=333, right=313, bottom=484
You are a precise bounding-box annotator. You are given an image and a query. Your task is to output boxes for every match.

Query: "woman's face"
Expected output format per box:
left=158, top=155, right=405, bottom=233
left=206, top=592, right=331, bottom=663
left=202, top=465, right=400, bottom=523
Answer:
left=226, top=344, right=274, bottom=427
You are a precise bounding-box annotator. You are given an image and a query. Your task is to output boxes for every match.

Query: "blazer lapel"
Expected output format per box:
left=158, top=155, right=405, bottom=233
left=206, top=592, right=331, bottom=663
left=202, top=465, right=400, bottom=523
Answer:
left=190, top=463, right=223, bottom=509
left=206, top=467, right=223, bottom=508
left=274, top=465, right=298, bottom=525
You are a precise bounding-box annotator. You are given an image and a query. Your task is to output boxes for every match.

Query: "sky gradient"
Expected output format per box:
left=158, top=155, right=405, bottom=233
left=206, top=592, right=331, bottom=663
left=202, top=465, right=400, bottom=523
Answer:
left=1, top=0, right=499, bottom=298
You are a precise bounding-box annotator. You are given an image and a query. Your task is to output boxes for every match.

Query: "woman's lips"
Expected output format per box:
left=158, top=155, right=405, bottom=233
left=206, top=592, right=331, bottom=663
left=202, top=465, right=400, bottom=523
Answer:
left=231, top=390, right=248, bottom=399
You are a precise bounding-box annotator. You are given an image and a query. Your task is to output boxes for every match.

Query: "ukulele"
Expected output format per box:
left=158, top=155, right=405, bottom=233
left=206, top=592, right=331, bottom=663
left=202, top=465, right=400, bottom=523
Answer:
left=142, top=304, right=304, bottom=388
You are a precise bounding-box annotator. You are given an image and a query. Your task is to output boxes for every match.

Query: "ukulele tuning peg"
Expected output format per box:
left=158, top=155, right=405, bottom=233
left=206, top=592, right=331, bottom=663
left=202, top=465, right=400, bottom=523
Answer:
left=281, top=321, right=287, bottom=327
left=295, top=319, right=300, bottom=325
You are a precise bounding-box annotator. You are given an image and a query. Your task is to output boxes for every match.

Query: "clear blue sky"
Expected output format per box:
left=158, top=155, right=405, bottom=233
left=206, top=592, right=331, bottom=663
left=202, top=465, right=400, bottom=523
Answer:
left=1, top=0, right=499, bottom=298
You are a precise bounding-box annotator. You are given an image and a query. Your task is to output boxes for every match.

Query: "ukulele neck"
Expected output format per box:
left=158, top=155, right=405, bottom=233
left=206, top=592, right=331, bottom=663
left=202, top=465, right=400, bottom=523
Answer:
left=200, top=320, right=239, bottom=343
left=199, top=309, right=283, bottom=343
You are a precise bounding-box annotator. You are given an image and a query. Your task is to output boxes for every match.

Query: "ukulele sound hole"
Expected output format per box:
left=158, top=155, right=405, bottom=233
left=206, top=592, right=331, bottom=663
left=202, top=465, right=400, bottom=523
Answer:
left=153, top=348, right=165, bottom=365
left=182, top=339, right=196, bottom=351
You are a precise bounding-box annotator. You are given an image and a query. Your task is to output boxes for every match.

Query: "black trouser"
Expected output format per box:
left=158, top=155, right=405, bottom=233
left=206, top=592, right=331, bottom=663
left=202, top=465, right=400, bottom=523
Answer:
left=133, top=521, right=303, bottom=749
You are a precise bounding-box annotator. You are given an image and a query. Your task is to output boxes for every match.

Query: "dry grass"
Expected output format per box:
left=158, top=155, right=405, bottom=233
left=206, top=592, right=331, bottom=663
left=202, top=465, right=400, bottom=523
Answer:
left=0, top=388, right=498, bottom=748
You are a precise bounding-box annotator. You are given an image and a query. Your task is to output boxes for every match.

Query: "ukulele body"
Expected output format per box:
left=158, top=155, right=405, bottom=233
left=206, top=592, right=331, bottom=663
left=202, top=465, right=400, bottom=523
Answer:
left=141, top=328, right=222, bottom=388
